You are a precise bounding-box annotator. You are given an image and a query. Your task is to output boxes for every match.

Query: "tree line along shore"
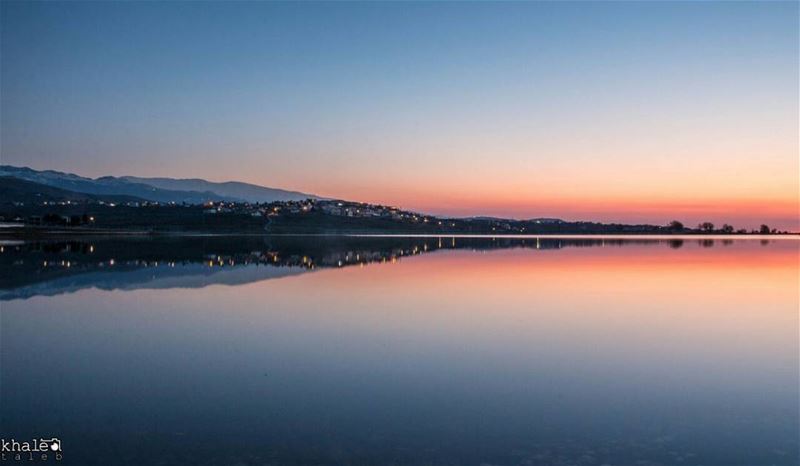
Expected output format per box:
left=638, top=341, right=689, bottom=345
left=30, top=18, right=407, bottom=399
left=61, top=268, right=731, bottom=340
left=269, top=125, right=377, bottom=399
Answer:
left=0, top=198, right=790, bottom=236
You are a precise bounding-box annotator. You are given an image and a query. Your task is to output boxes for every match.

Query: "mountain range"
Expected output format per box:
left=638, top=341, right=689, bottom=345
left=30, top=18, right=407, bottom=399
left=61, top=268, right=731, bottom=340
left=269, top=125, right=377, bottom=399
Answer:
left=0, top=165, right=318, bottom=204
left=0, top=165, right=571, bottom=227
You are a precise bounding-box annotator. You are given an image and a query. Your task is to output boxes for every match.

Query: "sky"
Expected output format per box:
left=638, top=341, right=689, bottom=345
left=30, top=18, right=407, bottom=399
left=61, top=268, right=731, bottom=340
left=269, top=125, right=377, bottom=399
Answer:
left=1, top=1, right=798, bottom=230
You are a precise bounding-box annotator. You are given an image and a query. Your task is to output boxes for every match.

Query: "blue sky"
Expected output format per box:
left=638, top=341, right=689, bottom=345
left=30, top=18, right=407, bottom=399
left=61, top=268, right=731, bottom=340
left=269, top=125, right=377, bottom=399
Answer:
left=1, top=1, right=797, bottom=228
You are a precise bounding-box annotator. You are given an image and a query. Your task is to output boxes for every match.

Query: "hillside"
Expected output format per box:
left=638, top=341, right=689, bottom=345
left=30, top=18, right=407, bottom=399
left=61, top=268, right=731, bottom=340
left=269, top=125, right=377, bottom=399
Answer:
left=0, top=165, right=317, bottom=204
left=0, top=176, right=149, bottom=205
left=120, top=176, right=319, bottom=203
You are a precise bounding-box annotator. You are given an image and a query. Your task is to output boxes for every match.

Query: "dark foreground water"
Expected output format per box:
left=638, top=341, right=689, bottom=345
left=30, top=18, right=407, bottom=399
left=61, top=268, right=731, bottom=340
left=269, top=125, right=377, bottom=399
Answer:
left=0, top=236, right=797, bottom=466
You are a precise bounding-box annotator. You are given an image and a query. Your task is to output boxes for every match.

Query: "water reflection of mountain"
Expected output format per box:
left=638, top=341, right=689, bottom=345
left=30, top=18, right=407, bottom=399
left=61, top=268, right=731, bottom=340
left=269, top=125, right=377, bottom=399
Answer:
left=0, top=236, right=711, bottom=300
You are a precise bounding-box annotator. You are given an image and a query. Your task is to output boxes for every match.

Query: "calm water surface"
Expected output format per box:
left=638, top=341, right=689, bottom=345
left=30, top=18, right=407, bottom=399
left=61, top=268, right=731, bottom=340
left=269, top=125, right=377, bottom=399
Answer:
left=0, top=236, right=797, bottom=465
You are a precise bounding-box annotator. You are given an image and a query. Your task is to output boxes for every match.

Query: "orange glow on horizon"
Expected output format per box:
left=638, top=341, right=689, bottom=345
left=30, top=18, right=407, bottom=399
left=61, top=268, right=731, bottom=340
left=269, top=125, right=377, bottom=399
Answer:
left=301, top=184, right=800, bottom=230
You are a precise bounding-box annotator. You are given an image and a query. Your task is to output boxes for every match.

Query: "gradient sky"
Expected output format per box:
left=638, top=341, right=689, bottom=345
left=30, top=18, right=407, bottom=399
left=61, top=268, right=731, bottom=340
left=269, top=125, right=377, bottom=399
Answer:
left=1, top=1, right=798, bottom=229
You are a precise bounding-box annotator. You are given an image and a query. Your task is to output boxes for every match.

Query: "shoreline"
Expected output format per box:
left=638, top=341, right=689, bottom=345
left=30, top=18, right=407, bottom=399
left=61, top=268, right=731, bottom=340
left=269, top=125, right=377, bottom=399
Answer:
left=0, top=227, right=798, bottom=241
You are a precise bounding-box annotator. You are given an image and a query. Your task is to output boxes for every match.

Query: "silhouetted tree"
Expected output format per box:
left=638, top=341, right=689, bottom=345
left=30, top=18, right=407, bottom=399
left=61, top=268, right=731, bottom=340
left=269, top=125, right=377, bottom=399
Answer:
left=759, top=224, right=771, bottom=234
left=699, top=222, right=715, bottom=232
left=721, top=224, right=734, bottom=234
left=667, top=220, right=684, bottom=231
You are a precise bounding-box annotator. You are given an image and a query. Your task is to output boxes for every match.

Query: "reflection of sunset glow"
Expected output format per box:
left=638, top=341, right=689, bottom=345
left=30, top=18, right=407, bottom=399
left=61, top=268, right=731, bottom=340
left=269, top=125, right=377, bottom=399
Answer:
left=223, top=240, right=798, bottom=371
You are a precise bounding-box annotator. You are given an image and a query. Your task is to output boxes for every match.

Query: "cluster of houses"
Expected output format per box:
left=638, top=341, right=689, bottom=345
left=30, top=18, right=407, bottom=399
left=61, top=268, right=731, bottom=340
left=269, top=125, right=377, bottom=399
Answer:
left=201, top=199, right=436, bottom=223
left=4, top=195, right=446, bottom=228
left=32, top=200, right=170, bottom=208
left=316, top=200, right=433, bottom=222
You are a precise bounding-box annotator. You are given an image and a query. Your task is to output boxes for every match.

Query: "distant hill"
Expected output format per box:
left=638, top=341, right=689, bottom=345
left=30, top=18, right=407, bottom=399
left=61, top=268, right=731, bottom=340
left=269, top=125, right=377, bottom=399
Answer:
left=119, top=176, right=317, bottom=203
left=0, top=176, right=149, bottom=205
left=466, top=216, right=564, bottom=223
left=528, top=218, right=563, bottom=224
left=0, top=166, right=318, bottom=204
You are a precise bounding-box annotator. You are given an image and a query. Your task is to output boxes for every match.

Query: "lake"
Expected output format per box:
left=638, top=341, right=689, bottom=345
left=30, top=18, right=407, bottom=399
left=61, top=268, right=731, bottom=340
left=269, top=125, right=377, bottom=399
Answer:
left=1, top=236, right=797, bottom=465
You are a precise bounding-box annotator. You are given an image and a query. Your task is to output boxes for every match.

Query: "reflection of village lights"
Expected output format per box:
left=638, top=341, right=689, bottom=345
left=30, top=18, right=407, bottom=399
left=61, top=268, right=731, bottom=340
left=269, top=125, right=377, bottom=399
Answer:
left=89, top=245, right=94, bottom=253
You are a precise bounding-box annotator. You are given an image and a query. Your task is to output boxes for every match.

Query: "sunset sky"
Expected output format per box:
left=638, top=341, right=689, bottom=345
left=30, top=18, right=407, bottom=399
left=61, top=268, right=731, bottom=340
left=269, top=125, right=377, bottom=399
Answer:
left=1, top=1, right=798, bottom=229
